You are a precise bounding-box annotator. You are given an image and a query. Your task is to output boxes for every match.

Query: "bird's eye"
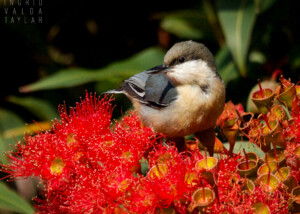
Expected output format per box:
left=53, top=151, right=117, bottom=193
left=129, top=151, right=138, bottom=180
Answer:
left=178, top=56, right=185, bottom=63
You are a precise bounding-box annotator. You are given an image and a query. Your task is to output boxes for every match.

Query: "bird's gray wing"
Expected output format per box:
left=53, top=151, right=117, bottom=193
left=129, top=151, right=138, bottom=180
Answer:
left=108, top=66, right=178, bottom=109
left=144, top=73, right=178, bottom=108
left=103, top=70, right=148, bottom=96
left=122, top=71, right=148, bottom=99
left=105, top=65, right=162, bottom=96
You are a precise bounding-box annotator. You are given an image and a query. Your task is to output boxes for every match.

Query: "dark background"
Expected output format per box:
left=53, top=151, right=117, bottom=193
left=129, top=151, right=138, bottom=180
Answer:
left=0, top=0, right=300, bottom=124
left=0, top=1, right=300, bottom=211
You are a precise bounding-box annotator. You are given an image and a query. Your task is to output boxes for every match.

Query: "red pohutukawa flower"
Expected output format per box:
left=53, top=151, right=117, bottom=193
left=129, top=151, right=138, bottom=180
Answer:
left=2, top=92, right=157, bottom=213
left=2, top=85, right=299, bottom=213
left=145, top=145, right=196, bottom=208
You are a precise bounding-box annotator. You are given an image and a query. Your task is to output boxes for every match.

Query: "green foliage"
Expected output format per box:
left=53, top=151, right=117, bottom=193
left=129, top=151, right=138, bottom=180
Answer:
left=140, top=157, right=149, bottom=176
left=0, top=181, right=34, bottom=214
left=7, top=96, right=58, bottom=120
left=217, top=0, right=257, bottom=78
left=0, top=109, right=25, bottom=164
left=223, top=141, right=265, bottom=157
left=20, top=47, right=165, bottom=93
left=158, top=10, right=211, bottom=40
left=15, top=0, right=283, bottom=97
left=215, top=45, right=239, bottom=84
left=254, top=0, right=276, bottom=14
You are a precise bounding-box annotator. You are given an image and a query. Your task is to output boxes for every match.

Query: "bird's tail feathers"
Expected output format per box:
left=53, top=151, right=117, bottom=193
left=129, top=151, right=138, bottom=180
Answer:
left=102, top=88, right=124, bottom=94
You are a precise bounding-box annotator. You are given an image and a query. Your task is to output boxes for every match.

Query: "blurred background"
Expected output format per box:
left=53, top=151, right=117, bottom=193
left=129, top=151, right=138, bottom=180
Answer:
left=0, top=0, right=300, bottom=212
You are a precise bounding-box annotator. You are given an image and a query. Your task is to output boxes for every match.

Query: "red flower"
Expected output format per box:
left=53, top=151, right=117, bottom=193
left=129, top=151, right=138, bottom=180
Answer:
left=144, top=145, right=198, bottom=211
left=1, top=87, right=297, bottom=213
left=217, top=101, right=238, bottom=128
left=2, top=92, right=156, bottom=213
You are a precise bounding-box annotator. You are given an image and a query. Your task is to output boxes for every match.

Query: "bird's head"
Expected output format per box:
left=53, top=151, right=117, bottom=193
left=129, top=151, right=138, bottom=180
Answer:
left=162, top=41, right=219, bottom=86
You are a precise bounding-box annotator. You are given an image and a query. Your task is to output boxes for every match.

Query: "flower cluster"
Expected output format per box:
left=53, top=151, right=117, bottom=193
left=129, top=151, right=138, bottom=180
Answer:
left=0, top=92, right=211, bottom=213
left=214, top=76, right=300, bottom=213
left=3, top=93, right=156, bottom=213
left=1, top=76, right=300, bottom=213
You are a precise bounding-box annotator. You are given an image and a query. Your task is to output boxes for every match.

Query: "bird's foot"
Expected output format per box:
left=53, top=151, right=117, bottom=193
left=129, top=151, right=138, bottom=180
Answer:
left=167, top=137, right=185, bottom=152
left=194, top=127, right=216, bottom=156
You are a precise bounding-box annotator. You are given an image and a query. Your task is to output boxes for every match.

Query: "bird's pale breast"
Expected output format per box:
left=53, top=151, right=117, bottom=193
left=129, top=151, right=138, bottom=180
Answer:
left=135, top=77, right=225, bottom=137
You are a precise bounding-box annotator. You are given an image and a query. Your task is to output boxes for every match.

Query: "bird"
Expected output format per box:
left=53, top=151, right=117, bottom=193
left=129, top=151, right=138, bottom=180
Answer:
left=106, top=41, right=225, bottom=156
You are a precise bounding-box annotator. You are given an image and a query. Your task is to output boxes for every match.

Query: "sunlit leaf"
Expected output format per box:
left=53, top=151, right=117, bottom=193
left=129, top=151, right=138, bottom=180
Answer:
left=0, top=111, right=48, bottom=164
left=156, top=10, right=214, bottom=40
left=7, top=96, right=58, bottom=120
left=223, top=141, right=265, bottom=157
left=217, top=0, right=257, bottom=77
left=159, top=10, right=207, bottom=39
left=20, top=47, right=165, bottom=93
left=216, top=45, right=239, bottom=85
left=3, top=121, right=52, bottom=140
left=249, top=50, right=266, bottom=64
left=0, top=181, right=34, bottom=214
left=0, top=109, right=24, bottom=163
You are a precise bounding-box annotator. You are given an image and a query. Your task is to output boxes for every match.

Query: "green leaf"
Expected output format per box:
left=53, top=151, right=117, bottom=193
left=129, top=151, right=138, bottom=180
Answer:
left=0, top=109, right=25, bottom=164
left=159, top=10, right=209, bottom=39
left=140, top=157, right=149, bottom=176
left=217, top=0, right=257, bottom=77
left=216, top=45, right=239, bottom=85
left=254, top=0, right=276, bottom=14
left=223, top=141, right=265, bottom=157
left=161, top=17, right=203, bottom=39
left=7, top=96, right=58, bottom=120
left=202, top=0, right=225, bottom=46
left=249, top=50, right=266, bottom=64
left=0, top=181, right=34, bottom=214
left=95, top=78, right=124, bottom=93
left=20, top=68, right=99, bottom=93
left=3, top=122, right=52, bottom=140
left=20, top=47, right=165, bottom=93
left=0, top=137, right=7, bottom=165
left=0, top=109, right=25, bottom=131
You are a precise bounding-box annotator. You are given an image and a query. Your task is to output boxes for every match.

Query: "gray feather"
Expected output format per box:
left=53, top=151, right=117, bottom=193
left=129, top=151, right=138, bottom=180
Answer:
left=145, top=73, right=177, bottom=107
left=104, top=89, right=124, bottom=94
left=107, top=65, right=178, bottom=109
left=124, top=71, right=149, bottom=97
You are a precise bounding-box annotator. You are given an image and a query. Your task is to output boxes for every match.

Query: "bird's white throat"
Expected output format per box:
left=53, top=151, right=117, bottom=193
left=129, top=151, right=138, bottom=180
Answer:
left=165, top=59, right=215, bottom=86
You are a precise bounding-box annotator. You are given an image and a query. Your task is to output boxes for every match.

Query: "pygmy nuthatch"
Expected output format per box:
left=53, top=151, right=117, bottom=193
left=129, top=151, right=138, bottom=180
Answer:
left=107, top=41, right=225, bottom=155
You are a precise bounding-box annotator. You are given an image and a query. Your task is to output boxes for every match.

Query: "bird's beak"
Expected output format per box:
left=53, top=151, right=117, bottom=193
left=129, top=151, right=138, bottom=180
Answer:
left=146, top=64, right=169, bottom=74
